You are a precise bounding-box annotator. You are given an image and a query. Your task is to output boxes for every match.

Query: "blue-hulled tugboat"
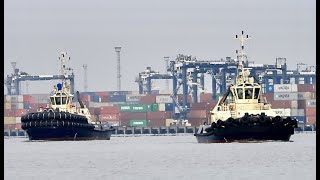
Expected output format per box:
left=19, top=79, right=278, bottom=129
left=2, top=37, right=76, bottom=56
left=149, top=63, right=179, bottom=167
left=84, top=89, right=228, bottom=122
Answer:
left=194, top=31, right=298, bottom=143
left=21, top=52, right=115, bottom=140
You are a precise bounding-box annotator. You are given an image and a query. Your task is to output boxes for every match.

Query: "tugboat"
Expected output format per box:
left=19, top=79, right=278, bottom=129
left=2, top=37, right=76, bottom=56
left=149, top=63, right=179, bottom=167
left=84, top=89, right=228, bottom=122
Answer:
left=21, top=52, right=115, bottom=141
left=194, top=31, right=298, bottom=143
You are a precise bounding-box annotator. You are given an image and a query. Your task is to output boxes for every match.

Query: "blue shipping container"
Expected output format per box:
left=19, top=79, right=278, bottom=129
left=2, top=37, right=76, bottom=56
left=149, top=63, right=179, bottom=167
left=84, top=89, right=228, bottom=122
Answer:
left=165, top=103, right=174, bottom=111
left=23, top=102, right=30, bottom=109
left=265, top=84, right=274, bottom=93
left=109, top=95, right=127, bottom=102
left=92, top=95, right=100, bottom=102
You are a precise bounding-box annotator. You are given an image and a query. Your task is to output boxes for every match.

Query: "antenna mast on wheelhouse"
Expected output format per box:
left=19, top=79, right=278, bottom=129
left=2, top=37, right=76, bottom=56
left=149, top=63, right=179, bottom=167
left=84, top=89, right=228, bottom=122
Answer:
left=235, top=31, right=251, bottom=83
left=58, top=52, right=71, bottom=89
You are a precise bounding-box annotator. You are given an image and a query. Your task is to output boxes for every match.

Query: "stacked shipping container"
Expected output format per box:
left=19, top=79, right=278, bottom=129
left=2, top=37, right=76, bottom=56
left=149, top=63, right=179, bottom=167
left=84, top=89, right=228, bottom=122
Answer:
left=3, top=84, right=316, bottom=130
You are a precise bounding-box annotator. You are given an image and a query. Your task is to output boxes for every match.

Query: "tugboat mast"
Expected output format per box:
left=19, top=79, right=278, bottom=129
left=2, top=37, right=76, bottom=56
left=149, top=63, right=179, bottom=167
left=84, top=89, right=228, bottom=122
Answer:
left=58, top=52, right=71, bottom=90
left=235, top=31, right=250, bottom=83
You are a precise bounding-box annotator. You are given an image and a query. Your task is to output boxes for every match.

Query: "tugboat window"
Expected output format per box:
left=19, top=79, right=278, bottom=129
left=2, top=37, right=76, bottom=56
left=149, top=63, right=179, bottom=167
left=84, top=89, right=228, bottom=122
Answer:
left=62, top=97, right=67, bottom=104
left=245, top=88, right=253, bottom=99
left=55, top=97, right=61, bottom=105
left=237, top=88, right=243, bottom=99
left=254, top=88, right=260, bottom=99
left=50, top=97, right=55, bottom=105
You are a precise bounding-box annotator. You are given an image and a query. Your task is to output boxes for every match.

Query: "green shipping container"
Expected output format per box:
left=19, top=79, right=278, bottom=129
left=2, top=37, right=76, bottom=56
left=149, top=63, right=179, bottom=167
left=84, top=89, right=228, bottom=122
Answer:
left=132, top=104, right=151, bottom=112
left=118, top=104, right=152, bottom=112
left=129, top=119, right=148, bottom=127
left=151, top=103, right=159, bottom=111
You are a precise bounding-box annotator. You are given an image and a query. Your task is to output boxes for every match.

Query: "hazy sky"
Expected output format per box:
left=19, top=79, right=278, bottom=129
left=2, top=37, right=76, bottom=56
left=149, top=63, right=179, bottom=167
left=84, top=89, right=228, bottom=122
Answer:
left=4, top=0, right=316, bottom=94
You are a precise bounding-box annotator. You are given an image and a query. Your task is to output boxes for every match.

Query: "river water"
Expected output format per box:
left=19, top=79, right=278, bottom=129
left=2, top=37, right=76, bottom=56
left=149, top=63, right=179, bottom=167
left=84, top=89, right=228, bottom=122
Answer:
left=4, top=133, right=316, bottom=180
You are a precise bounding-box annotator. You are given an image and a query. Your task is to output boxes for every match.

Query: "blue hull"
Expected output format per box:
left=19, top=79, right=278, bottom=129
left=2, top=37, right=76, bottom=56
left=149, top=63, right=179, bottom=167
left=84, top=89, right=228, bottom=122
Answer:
left=25, top=126, right=114, bottom=141
left=21, top=111, right=115, bottom=141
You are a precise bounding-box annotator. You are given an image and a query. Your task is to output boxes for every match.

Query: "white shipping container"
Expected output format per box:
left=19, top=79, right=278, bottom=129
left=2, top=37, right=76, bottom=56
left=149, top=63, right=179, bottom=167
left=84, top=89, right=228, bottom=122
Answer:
left=291, top=84, right=298, bottom=92
left=15, top=117, right=21, bottom=123
left=156, top=95, right=172, bottom=103
left=290, top=109, right=305, bottom=116
left=272, top=108, right=291, bottom=117
left=274, top=84, right=297, bottom=92
left=158, top=103, right=166, bottom=111
left=4, top=102, right=11, bottom=110
left=306, top=99, right=316, bottom=107
left=126, top=95, right=144, bottom=102
left=87, top=102, right=113, bottom=108
left=274, top=93, right=298, bottom=100
left=4, top=117, right=16, bottom=124
left=5, top=95, right=11, bottom=102
left=291, top=100, right=298, bottom=109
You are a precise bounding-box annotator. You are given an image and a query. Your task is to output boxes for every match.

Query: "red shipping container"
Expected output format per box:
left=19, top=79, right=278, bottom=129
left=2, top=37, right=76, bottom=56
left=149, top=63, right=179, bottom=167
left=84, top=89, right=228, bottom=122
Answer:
left=297, top=84, right=316, bottom=92
left=306, top=116, right=316, bottom=125
left=187, top=118, right=208, bottom=126
left=200, top=93, right=213, bottom=103
left=119, top=119, right=130, bottom=126
left=95, top=91, right=108, bottom=96
left=264, top=93, right=274, bottom=101
left=14, top=109, right=28, bottom=117
left=100, top=96, right=110, bottom=102
left=4, top=124, right=15, bottom=130
left=15, top=123, right=22, bottom=129
left=188, top=110, right=208, bottom=118
left=270, top=100, right=293, bottom=109
left=120, top=112, right=147, bottom=120
left=23, top=95, right=36, bottom=103
left=147, top=111, right=171, bottom=119
left=80, top=94, right=91, bottom=102
left=100, top=106, right=120, bottom=114
left=190, top=102, right=217, bottom=111
left=99, top=113, right=120, bottom=121
left=4, top=110, right=15, bottom=117
left=139, top=95, right=156, bottom=104
left=148, top=119, right=165, bottom=127
left=177, top=94, right=192, bottom=103
left=305, top=107, right=316, bottom=116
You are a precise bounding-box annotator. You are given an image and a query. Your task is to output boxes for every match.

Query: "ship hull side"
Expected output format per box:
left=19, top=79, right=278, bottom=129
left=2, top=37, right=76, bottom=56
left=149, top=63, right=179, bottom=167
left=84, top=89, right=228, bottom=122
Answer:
left=25, top=127, right=114, bottom=141
left=195, top=125, right=294, bottom=143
